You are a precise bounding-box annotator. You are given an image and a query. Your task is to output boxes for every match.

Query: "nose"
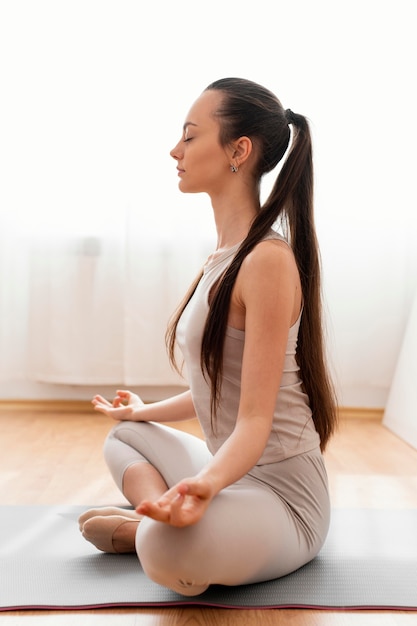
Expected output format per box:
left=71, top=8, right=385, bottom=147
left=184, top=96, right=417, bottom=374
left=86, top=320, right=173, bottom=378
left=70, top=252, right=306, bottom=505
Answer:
left=170, top=139, right=183, bottom=161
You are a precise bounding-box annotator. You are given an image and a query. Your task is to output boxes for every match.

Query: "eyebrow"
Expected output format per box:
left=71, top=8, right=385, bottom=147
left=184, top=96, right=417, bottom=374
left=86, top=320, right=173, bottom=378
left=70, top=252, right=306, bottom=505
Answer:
left=183, top=122, right=198, bottom=131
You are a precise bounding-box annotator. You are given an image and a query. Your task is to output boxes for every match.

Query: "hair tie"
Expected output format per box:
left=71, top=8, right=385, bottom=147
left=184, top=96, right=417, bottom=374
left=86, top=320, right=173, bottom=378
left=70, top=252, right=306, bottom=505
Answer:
left=285, top=108, right=295, bottom=125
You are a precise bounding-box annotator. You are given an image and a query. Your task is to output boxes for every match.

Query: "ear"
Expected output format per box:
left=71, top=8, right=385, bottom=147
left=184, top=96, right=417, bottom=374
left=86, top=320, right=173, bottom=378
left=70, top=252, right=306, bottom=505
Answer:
left=230, top=136, right=253, bottom=167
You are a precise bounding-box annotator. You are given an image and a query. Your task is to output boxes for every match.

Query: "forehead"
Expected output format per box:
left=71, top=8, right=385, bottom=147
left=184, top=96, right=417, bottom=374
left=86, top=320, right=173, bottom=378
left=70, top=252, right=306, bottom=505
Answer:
left=184, top=89, right=223, bottom=128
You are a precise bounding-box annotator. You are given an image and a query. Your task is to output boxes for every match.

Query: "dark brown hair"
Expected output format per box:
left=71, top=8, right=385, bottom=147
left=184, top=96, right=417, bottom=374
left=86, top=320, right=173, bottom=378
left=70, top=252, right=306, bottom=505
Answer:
left=167, top=78, right=337, bottom=450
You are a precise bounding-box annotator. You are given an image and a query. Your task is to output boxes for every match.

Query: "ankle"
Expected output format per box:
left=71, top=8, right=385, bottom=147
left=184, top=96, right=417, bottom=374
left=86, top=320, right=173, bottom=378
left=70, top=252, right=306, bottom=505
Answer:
left=112, top=520, right=139, bottom=553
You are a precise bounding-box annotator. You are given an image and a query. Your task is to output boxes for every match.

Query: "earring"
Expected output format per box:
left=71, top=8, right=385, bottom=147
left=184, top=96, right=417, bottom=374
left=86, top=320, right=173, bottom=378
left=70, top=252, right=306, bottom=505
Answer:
left=230, top=164, right=239, bottom=173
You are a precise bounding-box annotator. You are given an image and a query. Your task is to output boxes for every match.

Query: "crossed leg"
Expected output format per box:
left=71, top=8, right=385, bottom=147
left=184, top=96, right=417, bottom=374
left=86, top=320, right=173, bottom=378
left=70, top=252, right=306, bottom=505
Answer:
left=79, top=420, right=329, bottom=597
left=79, top=421, right=211, bottom=553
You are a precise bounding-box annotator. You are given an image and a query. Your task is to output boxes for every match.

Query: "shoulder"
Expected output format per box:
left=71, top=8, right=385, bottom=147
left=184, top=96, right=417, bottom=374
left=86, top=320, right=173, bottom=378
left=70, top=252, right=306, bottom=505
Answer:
left=241, top=237, right=298, bottom=279
left=230, top=236, right=302, bottom=328
left=236, top=237, right=302, bottom=313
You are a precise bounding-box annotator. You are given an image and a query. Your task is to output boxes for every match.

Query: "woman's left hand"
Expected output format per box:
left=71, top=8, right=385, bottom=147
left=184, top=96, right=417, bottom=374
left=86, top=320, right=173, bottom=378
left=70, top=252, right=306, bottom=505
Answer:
left=136, top=477, right=215, bottom=527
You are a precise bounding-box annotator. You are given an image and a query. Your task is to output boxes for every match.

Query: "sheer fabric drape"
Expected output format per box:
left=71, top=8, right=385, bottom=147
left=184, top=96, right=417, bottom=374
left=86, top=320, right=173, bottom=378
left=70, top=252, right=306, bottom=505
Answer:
left=0, top=215, right=213, bottom=387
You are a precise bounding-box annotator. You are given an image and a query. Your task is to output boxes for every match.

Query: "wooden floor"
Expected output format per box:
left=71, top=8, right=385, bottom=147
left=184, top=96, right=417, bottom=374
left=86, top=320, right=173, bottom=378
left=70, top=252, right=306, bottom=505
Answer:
left=0, top=407, right=416, bottom=625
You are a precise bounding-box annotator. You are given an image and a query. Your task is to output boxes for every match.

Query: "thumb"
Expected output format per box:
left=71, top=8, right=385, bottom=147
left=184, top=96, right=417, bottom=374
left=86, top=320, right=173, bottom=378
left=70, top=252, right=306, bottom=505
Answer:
left=176, top=481, right=191, bottom=496
left=178, top=478, right=212, bottom=499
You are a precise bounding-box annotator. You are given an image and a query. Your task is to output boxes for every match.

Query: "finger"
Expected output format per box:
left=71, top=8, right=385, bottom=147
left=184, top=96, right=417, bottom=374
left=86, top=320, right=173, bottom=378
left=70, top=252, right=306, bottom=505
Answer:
left=137, top=500, right=170, bottom=523
left=114, top=392, right=136, bottom=407
left=170, top=492, right=186, bottom=517
left=176, top=483, right=190, bottom=497
left=93, top=403, right=112, bottom=415
left=116, top=390, right=131, bottom=400
left=179, top=479, right=211, bottom=500
left=92, top=395, right=110, bottom=406
left=117, top=390, right=143, bottom=406
left=170, top=493, right=200, bottom=528
left=92, top=400, right=109, bottom=410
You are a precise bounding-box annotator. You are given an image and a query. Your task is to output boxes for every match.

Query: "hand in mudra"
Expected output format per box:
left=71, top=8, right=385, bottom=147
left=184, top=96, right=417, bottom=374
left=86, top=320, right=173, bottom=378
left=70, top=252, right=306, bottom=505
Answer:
left=92, top=389, right=144, bottom=420
left=136, top=477, right=215, bottom=528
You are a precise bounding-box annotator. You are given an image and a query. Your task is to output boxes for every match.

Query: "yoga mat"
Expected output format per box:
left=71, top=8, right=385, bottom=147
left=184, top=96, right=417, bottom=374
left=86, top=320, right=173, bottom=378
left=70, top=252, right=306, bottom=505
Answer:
left=0, top=506, right=416, bottom=611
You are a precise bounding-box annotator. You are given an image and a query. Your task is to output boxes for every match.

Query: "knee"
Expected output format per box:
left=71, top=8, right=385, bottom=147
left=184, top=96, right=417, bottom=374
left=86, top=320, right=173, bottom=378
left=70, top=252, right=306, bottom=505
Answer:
left=102, top=421, right=144, bottom=491
left=102, top=420, right=143, bottom=464
left=102, top=423, right=120, bottom=466
left=135, top=519, right=210, bottom=597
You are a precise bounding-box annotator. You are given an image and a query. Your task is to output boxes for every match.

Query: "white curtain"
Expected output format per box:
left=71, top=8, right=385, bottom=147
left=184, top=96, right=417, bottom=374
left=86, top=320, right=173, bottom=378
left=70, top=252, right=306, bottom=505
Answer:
left=0, top=227, right=31, bottom=382
left=0, top=216, right=213, bottom=387
left=25, top=226, right=213, bottom=385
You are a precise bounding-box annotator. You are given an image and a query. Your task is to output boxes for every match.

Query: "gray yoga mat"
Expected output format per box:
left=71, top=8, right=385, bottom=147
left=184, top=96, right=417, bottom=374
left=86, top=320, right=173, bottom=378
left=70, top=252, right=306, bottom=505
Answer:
left=0, top=506, right=416, bottom=611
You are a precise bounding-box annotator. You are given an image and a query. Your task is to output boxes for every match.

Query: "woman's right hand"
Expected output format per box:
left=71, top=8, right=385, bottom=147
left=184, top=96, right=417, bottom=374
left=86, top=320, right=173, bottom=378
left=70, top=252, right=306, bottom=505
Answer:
left=92, top=389, right=144, bottom=421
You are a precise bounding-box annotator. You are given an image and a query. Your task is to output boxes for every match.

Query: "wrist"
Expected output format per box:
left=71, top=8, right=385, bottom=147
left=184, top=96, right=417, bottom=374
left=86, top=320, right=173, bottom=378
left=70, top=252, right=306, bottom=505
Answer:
left=195, top=469, right=223, bottom=498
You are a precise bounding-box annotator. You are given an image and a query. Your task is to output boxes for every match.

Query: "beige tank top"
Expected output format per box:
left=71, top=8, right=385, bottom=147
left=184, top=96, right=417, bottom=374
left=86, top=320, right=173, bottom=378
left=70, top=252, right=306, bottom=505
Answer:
left=176, top=231, right=320, bottom=464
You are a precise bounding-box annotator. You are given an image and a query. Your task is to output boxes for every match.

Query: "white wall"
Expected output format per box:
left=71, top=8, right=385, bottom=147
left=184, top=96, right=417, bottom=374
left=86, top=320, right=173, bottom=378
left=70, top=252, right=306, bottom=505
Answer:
left=384, top=289, right=417, bottom=448
left=0, top=0, right=416, bottom=409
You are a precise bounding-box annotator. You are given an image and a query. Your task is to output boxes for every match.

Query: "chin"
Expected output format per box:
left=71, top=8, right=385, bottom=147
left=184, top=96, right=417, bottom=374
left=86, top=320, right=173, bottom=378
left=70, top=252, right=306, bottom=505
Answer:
left=178, top=181, right=202, bottom=194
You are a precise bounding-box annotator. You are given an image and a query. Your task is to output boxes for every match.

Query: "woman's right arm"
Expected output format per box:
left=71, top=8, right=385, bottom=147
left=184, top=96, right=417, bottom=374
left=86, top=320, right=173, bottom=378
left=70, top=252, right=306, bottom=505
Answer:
left=92, top=389, right=196, bottom=423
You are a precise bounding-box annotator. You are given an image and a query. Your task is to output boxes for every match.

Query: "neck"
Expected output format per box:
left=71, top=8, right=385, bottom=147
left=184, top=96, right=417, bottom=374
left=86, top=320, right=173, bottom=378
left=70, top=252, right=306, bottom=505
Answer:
left=211, top=192, right=259, bottom=251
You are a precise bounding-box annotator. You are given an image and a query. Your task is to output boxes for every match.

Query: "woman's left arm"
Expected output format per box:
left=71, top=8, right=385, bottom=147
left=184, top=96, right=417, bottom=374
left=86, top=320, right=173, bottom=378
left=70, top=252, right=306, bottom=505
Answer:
left=196, top=240, right=301, bottom=491
left=137, top=242, right=301, bottom=526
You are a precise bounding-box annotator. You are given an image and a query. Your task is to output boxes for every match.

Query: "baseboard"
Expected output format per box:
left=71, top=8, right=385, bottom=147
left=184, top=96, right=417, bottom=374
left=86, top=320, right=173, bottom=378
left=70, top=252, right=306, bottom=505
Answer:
left=0, top=399, right=384, bottom=421
left=337, top=406, right=384, bottom=421
left=0, top=399, right=94, bottom=413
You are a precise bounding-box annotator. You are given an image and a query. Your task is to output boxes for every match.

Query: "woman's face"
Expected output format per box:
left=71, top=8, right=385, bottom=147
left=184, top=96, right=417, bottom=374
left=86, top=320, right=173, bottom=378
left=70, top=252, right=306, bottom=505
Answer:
left=170, top=90, right=233, bottom=196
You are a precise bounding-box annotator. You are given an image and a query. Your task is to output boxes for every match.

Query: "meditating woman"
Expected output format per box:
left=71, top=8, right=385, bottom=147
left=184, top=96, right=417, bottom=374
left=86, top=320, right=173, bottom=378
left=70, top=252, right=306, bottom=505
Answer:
left=79, top=77, right=337, bottom=596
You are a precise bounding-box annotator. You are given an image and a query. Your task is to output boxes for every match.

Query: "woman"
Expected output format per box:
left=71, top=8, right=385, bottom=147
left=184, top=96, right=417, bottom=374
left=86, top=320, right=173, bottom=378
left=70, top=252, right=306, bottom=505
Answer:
left=79, top=77, right=337, bottom=596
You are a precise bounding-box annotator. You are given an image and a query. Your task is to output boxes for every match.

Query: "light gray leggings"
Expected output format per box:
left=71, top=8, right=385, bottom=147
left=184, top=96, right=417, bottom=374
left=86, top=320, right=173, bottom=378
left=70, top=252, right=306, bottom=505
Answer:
left=103, top=420, right=330, bottom=596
